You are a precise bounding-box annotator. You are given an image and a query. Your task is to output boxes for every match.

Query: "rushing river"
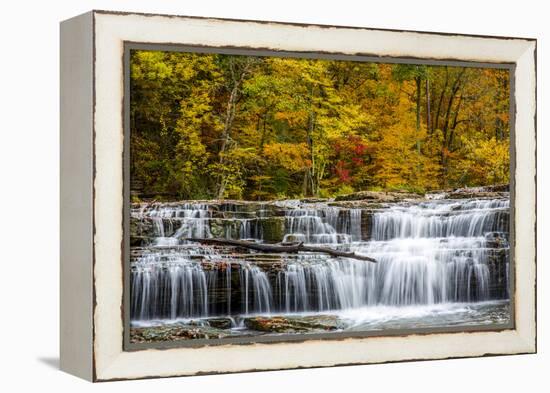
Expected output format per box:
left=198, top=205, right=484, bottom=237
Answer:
left=129, top=194, right=510, bottom=341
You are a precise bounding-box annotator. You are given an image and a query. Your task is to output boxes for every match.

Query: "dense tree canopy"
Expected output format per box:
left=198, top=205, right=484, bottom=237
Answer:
left=130, top=50, right=510, bottom=201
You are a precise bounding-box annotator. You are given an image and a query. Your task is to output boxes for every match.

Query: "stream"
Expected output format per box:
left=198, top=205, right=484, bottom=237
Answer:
left=129, top=190, right=510, bottom=342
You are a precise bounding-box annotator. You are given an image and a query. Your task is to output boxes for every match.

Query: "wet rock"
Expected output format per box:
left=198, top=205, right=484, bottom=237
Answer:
left=130, top=217, right=156, bottom=246
left=244, top=317, right=307, bottom=333
left=455, top=184, right=509, bottom=193
left=485, top=232, right=509, bottom=249
left=209, top=218, right=242, bottom=239
left=220, top=201, right=266, bottom=214
left=300, top=197, right=329, bottom=203
left=130, top=324, right=231, bottom=343
left=130, top=217, right=155, bottom=238
left=244, top=315, right=343, bottom=333
left=258, top=217, right=285, bottom=243
left=130, top=236, right=149, bottom=247
left=447, top=191, right=509, bottom=199
left=360, top=211, right=373, bottom=240
left=205, top=317, right=233, bottom=329
left=486, top=184, right=509, bottom=192
left=437, top=184, right=509, bottom=199
left=282, top=234, right=303, bottom=243
left=217, top=210, right=257, bottom=219
left=334, top=191, right=422, bottom=202
left=209, top=220, right=223, bottom=238
left=328, top=201, right=386, bottom=210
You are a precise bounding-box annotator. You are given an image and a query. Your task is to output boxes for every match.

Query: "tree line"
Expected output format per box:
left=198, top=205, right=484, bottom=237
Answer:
left=130, top=50, right=510, bottom=201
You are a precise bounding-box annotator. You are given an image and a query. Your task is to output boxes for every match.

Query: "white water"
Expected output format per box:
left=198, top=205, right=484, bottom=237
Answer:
left=130, top=197, right=510, bottom=326
left=283, top=207, right=362, bottom=244
left=371, top=199, right=509, bottom=240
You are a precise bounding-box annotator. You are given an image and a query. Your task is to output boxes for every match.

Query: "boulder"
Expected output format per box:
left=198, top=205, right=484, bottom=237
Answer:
left=244, top=315, right=343, bottom=333
left=258, top=217, right=286, bottom=243
left=129, top=323, right=230, bottom=343
left=205, top=317, right=234, bottom=329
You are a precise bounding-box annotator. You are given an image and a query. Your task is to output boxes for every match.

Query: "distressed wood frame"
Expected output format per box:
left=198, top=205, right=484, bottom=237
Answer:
left=122, top=44, right=518, bottom=351
left=60, top=10, right=537, bottom=382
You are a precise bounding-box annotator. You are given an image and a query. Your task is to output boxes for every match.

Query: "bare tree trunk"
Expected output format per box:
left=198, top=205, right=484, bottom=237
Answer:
left=305, top=85, right=317, bottom=197
left=216, top=86, right=238, bottom=199
left=440, top=69, right=466, bottom=187
left=415, top=76, right=421, bottom=155
left=449, top=93, right=464, bottom=149
left=218, top=86, right=239, bottom=160
left=216, top=59, right=253, bottom=199
left=259, top=110, right=268, bottom=149
left=426, top=77, right=431, bottom=133
left=434, top=67, right=449, bottom=134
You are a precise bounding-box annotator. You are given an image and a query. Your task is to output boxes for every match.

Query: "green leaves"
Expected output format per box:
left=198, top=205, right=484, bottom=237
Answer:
left=391, top=64, right=429, bottom=82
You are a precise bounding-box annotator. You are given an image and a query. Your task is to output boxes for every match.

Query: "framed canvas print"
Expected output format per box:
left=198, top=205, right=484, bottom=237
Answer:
left=60, top=10, right=537, bottom=382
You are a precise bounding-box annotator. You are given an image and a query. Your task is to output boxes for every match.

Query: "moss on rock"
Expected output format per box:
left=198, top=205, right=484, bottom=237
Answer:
left=258, top=217, right=285, bottom=243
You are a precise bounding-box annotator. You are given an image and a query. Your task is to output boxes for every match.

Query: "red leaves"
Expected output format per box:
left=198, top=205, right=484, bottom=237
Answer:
left=335, top=160, right=351, bottom=183
left=353, top=141, right=367, bottom=156
left=331, top=136, right=370, bottom=184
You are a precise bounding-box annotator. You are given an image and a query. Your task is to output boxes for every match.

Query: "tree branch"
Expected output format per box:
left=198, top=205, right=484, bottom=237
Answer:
left=184, top=238, right=377, bottom=263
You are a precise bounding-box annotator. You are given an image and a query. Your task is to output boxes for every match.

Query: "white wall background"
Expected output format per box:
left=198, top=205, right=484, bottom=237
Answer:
left=0, top=0, right=545, bottom=391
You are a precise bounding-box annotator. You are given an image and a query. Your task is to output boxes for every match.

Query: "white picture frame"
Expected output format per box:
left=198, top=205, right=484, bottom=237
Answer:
left=60, top=10, right=536, bottom=382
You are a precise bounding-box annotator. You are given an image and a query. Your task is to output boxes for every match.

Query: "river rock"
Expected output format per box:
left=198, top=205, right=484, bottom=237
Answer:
left=130, top=323, right=230, bottom=343
left=432, top=184, right=509, bottom=199
left=334, top=191, right=422, bottom=202
left=300, top=197, right=329, bottom=203
left=446, top=191, right=509, bottom=199
left=244, top=315, right=343, bottom=333
left=205, top=317, right=233, bottom=329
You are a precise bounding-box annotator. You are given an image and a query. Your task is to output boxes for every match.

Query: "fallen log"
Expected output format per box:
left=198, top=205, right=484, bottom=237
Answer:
left=184, top=238, right=377, bottom=263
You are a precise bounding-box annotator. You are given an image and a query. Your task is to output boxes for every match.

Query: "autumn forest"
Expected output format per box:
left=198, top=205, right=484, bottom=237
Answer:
left=130, top=50, right=510, bottom=201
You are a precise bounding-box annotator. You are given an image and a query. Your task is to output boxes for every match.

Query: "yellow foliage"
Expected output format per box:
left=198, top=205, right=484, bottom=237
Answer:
left=456, top=137, right=510, bottom=185
left=263, top=142, right=311, bottom=172
left=130, top=50, right=510, bottom=200
left=373, top=123, right=441, bottom=191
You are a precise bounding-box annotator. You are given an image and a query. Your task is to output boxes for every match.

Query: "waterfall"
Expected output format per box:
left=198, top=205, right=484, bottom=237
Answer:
left=168, top=203, right=212, bottom=239
left=130, top=251, right=274, bottom=320
left=272, top=235, right=499, bottom=312
left=275, top=258, right=375, bottom=312
left=283, top=207, right=361, bottom=244
left=241, top=264, right=273, bottom=314
left=131, top=252, right=210, bottom=320
left=130, top=197, right=509, bottom=322
left=371, top=199, right=509, bottom=240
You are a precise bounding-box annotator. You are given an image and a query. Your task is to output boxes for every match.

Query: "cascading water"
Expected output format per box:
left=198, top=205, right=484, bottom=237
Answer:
left=283, top=206, right=362, bottom=244
left=371, top=199, right=509, bottom=240
left=130, top=196, right=510, bottom=330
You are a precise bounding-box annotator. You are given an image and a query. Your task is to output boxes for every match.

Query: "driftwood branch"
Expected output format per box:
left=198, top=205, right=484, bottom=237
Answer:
left=184, top=238, right=377, bottom=263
